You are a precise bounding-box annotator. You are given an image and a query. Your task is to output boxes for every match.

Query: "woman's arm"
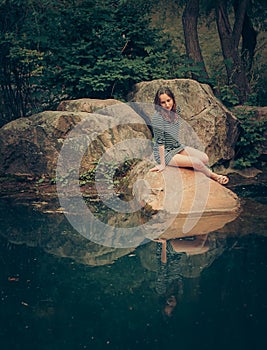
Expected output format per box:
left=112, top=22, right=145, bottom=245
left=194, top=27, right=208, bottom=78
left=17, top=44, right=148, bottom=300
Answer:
left=150, top=145, right=166, bottom=172
left=150, top=113, right=166, bottom=172
left=157, top=145, right=166, bottom=171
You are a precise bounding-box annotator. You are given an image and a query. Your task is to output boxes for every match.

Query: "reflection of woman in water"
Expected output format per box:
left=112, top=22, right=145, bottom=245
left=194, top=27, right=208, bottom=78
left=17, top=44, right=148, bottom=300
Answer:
left=155, top=235, right=210, bottom=318
left=150, top=86, right=229, bottom=185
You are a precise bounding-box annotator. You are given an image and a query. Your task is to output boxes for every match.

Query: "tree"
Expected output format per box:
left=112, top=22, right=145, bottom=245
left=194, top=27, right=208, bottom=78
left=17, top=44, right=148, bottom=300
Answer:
left=178, top=0, right=266, bottom=104
left=236, top=0, right=258, bottom=73
left=215, top=0, right=251, bottom=104
left=182, top=0, right=209, bottom=81
left=0, top=0, right=54, bottom=124
left=0, top=0, right=181, bottom=126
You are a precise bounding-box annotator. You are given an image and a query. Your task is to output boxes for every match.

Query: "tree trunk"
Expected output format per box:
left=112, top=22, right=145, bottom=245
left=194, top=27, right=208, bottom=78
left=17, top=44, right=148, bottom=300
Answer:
left=233, top=0, right=258, bottom=73
left=215, top=0, right=250, bottom=103
left=182, top=0, right=209, bottom=81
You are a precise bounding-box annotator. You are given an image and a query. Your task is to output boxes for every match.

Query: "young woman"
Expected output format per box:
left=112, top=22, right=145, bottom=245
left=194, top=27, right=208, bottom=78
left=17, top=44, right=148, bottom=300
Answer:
left=150, top=86, right=229, bottom=185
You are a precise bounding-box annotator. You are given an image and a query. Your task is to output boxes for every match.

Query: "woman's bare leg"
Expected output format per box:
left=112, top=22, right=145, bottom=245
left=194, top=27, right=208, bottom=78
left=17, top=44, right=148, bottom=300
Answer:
left=168, top=148, right=229, bottom=184
left=168, top=153, right=211, bottom=176
left=182, top=146, right=209, bottom=165
left=170, top=234, right=209, bottom=255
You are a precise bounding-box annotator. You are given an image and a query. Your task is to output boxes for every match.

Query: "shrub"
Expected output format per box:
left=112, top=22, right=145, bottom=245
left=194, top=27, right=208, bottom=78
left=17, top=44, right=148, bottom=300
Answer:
left=233, top=108, right=266, bottom=168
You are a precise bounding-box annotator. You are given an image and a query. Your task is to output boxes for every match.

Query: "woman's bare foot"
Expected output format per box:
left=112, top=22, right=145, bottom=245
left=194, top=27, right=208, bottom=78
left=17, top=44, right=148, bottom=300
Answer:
left=212, top=174, right=229, bottom=185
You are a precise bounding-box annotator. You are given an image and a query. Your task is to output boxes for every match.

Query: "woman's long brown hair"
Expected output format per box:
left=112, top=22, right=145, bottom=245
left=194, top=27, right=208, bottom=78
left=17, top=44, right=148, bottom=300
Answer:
left=154, top=86, right=179, bottom=122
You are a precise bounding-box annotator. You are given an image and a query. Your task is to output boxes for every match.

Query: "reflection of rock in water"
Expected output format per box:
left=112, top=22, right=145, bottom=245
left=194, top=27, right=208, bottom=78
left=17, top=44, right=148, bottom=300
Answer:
left=0, top=181, right=239, bottom=265
left=0, top=155, right=241, bottom=265
left=0, top=199, right=134, bottom=266
left=138, top=232, right=227, bottom=278
left=216, top=197, right=267, bottom=238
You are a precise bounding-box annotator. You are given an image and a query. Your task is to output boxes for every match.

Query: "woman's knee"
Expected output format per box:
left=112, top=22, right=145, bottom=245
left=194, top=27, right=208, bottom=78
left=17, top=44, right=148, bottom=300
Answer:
left=196, top=150, right=209, bottom=164
left=183, top=147, right=209, bottom=164
left=191, top=158, right=205, bottom=171
left=202, top=153, right=209, bottom=165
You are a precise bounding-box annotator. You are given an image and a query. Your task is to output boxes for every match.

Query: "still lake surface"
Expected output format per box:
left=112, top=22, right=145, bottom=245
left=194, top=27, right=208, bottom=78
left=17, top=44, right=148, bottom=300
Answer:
left=0, top=176, right=267, bottom=350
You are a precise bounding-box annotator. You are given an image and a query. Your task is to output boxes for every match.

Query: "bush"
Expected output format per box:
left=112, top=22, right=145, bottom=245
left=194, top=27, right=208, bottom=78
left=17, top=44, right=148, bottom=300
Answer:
left=233, top=108, right=266, bottom=168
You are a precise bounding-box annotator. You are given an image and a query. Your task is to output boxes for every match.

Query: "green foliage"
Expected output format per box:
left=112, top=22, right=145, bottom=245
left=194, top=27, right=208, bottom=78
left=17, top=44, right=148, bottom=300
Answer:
left=45, top=0, right=185, bottom=100
left=210, top=54, right=246, bottom=107
left=247, top=50, right=267, bottom=106
left=233, top=108, right=266, bottom=169
left=0, top=0, right=267, bottom=129
left=79, top=158, right=137, bottom=186
left=217, top=84, right=240, bottom=107
left=0, top=0, right=188, bottom=126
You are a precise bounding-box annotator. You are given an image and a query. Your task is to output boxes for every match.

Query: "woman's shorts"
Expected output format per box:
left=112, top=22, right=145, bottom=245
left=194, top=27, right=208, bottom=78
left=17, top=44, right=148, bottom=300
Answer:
left=153, top=144, right=185, bottom=165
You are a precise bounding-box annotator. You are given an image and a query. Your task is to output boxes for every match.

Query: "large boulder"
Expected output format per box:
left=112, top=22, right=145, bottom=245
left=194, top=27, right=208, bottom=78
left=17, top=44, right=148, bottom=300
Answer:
left=128, top=160, right=240, bottom=239
left=129, top=78, right=239, bottom=166
left=0, top=79, right=240, bottom=178
left=57, top=98, right=123, bottom=113
left=0, top=104, right=151, bottom=177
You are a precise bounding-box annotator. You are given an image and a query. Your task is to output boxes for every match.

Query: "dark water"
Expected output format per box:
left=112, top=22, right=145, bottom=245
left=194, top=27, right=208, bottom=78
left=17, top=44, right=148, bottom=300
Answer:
left=0, top=181, right=267, bottom=350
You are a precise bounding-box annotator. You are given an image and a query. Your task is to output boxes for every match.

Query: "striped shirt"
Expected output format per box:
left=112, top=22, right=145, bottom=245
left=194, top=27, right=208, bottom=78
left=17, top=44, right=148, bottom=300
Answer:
left=152, top=111, right=184, bottom=164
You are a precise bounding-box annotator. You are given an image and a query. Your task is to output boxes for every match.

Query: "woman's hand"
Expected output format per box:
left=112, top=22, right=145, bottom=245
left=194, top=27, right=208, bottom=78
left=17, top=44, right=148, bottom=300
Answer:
left=149, top=164, right=166, bottom=172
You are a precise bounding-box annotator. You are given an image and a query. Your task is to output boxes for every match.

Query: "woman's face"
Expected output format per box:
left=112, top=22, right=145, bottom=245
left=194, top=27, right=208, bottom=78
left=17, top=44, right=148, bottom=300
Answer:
left=159, top=93, right=174, bottom=111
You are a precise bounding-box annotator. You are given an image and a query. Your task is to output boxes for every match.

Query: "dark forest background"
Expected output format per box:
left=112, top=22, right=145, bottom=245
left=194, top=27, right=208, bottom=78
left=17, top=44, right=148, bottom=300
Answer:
left=1, top=0, right=267, bottom=128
